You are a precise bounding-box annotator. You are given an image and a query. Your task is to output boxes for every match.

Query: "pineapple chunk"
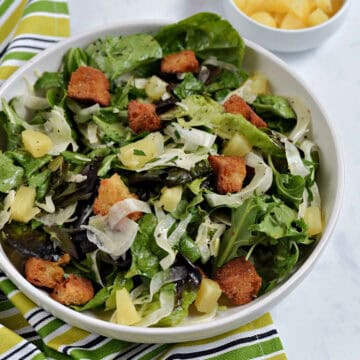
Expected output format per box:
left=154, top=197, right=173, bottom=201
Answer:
left=304, top=206, right=323, bottom=236
left=145, top=76, right=168, bottom=101
left=332, top=0, right=343, bottom=13
left=281, top=13, right=306, bottom=29
left=287, top=0, right=311, bottom=20
left=159, top=186, right=183, bottom=212
left=315, top=0, right=333, bottom=14
left=251, top=12, right=277, bottom=28
left=249, top=72, right=269, bottom=95
left=273, top=12, right=286, bottom=27
left=244, top=0, right=265, bottom=14
left=308, top=8, right=330, bottom=26
left=223, top=133, right=252, bottom=157
left=11, top=186, right=40, bottom=223
left=118, top=132, right=164, bottom=170
left=195, top=279, right=222, bottom=314
left=233, top=0, right=247, bottom=11
left=115, top=288, right=141, bottom=325
left=265, top=0, right=289, bottom=13
left=22, top=130, right=52, bottom=158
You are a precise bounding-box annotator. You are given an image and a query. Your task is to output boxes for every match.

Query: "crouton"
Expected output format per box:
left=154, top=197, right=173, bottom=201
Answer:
left=208, top=155, right=247, bottom=194
left=93, top=173, right=142, bottom=221
left=25, top=257, right=64, bottom=289
left=224, top=95, right=268, bottom=128
left=214, top=257, right=262, bottom=306
left=50, top=274, right=94, bottom=306
left=128, top=100, right=161, bottom=134
left=161, top=50, right=199, bottom=74
left=67, top=66, right=110, bottom=106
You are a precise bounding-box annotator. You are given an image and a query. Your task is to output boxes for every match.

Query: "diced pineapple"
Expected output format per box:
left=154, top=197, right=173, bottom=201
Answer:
left=331, top=0, right=343, bottom=13
left=244, top=0, right=265, bottom=14
left=233, top=0, right=247, bottom=11
left=223, top=133, right=252, bottom=157
left=159, top=186, right=183, bottom=212
left=281, top=13, right=306, bottom=29
left=249, top=72, right=269, bottom=95
left=251, top=12, right=277, bottom=28
left=11, top=186, right=40, bottom=223
left=22, top=130, right=52, bottom=158
left=195, top=279, right=222, bottom=314
left=118, top=132, right=164, bottom=170
left=273, top=12, right=286, bottom=27
left=304, top=206, right=323, bottom=236
left=145, top=76, right=168, bottom=101
left=308, top=8, right=329, bottom=26
left=265, top=0, right=289, bottom=13
left=115, top=288, right=141, bottom=325
left=315, top=0, right=333, bottom=14
left=287, top=0, right=311, bottom=20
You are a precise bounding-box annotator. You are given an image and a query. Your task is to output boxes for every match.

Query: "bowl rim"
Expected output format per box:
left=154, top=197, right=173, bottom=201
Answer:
left=226, top=0, right=350, bottom=33
left=0, top=19, right=345, bottom=341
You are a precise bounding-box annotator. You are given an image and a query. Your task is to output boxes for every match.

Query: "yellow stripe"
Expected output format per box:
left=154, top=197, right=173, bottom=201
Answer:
left=47, top=327, right=90, bottom=350
left=9, top=292, right=37, bottom=315
left=0, top=0, right=27, bottom=44
left=14, top=15, right=70, bottom=37
left=0, top=65, right=19, bottom=80
left=0, top=326, right=24, bottom=354
left=266, top=354, right=288, bottom=360
left=173, top=313, right=274, bottom=348
left=0, top=312, right=29, bottom=331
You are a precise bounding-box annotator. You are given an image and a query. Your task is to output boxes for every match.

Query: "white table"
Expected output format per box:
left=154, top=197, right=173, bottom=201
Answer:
left=68, top=2, right=360, bottom=359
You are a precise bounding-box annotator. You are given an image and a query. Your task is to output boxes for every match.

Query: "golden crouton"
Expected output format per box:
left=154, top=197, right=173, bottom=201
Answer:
left=93, top=173, right=142, bottom=220
left=25, top=257, right=64, bottom=289
left=224, top=95, right=267, bottom=128
left=67, top=66, right=110, bottom=106
left=128, top=100, right=161, bottom=134
left=161, top=50, right=199, bottom=74
left=208, top=155, right=247, bottom=194
left=214, top=257, right=262, bottom=306
left=50, top=274, right=94, bottom=306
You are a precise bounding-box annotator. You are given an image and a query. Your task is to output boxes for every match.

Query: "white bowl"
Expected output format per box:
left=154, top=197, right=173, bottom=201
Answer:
left=223, top=0, right=350, bottom=52
left=0, top=20, right=344, bottom=343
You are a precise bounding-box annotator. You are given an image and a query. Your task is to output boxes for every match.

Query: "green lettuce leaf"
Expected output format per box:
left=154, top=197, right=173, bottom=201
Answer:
left=174, top=73, right=204, bottom=99
left=157, top=290, right=197, bottom=327
left=0, top=153, right=24, bottom=193
left=252, top=95, right=296, bottom=133
left=127, top=214, right=161, bottom=278
left=155, top=12, right=245, bottom=69
left=86, top=34, right=162, bottom=79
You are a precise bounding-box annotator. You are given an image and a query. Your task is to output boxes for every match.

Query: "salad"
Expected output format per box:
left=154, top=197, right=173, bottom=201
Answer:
left=0, top=13, right=322, bottom=327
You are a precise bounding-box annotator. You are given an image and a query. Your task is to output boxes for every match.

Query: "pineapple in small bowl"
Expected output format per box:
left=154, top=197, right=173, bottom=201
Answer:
left=223, top=0, right=350, bottom=52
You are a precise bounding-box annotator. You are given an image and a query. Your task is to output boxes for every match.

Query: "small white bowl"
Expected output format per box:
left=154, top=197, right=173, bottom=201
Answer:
left=0, top=20, right=344, bottom=343
left=223, top=0, right=350, bottom=52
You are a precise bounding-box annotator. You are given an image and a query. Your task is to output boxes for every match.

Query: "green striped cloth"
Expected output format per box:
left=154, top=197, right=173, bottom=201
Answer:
left=0, top=1, right=288, bottom=359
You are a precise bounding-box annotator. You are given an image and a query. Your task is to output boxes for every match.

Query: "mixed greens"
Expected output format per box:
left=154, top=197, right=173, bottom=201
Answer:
left=0, top=13, right=322, bottom=327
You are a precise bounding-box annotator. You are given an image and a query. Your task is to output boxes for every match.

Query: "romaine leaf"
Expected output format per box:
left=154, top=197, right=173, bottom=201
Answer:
left=252, top=95, right=296, bottom=133
left=155, top=13, right=245, bottom=69
left=86, top=34, right=162, bottom=80
left=63, top=47, right=88, bottom=81
left=0, top=153, right=24, bottom=193
left=34, top=72, right=64, bottom=91
left=157, top=290, right=196, bottom=327
left=127, top=214, right=161, bottom=278
left=174, top=73, right=204, bottom=100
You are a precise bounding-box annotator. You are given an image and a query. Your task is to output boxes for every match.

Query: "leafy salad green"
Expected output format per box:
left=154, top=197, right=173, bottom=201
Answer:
left=0, top=13, right=322, bottom=327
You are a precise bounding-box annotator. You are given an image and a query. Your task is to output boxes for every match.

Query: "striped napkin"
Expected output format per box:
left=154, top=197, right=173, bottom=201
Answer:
left=0, top=1, right=288, bottom=359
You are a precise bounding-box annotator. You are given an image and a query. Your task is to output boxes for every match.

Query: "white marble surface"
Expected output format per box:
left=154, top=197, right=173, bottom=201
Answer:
left=68, top=1, right=360, bottom=359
